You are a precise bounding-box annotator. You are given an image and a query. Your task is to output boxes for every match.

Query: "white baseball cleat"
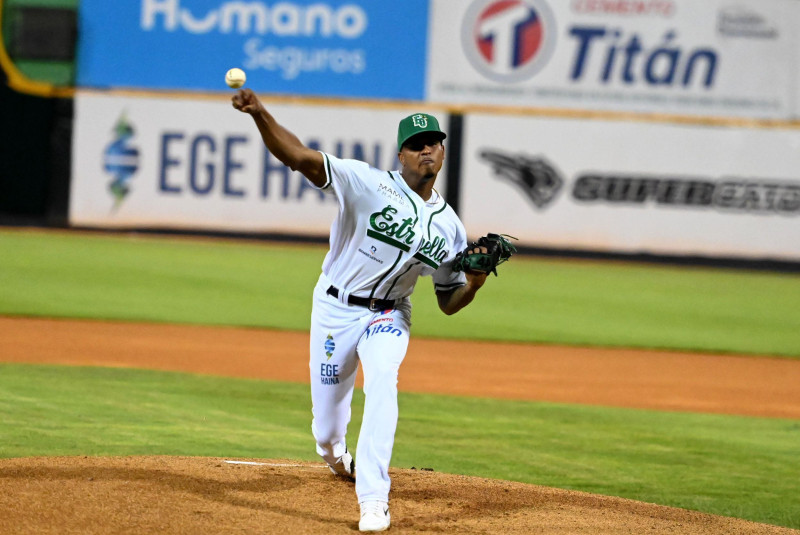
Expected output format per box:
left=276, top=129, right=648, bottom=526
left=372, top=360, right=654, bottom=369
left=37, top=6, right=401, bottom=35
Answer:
left=359, top=500, right=390, bottom=532
left=327, top=449, right=355, bottom=481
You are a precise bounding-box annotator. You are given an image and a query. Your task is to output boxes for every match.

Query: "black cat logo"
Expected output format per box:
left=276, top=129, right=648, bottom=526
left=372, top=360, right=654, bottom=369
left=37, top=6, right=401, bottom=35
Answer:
left=480, top=149, right=564, bottom=209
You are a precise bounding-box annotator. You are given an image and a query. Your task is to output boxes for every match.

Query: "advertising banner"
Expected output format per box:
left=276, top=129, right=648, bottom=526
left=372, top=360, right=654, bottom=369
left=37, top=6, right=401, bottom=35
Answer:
left=76, top=0, right=428, bottom=100
left=428, top=0, right=800, bottom=119
left=70, top=91, right=447, bottom=234
left=460, top=113, right=800, bottom=261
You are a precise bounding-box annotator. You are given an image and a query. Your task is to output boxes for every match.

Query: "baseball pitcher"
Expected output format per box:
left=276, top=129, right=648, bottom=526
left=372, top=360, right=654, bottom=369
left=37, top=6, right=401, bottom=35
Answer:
left=232, top=89, right=514, bottom=532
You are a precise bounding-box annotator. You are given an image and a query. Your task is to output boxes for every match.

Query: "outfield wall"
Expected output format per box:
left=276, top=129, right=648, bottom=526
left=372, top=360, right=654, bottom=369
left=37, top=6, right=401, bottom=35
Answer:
left=74, top=0, right=800, bottom=121
left=70, top=91, right=800, bottom=262
left=429, top=0, right=799, bottom=120
left=460, top=113, right=800, bottom=261
left=65, top=0, right=800, bottom=264
left=70, top=92, right=445, bottom=234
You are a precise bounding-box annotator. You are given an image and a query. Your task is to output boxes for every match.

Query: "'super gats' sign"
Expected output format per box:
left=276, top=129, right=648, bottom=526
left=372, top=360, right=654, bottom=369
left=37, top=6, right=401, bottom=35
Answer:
left=76, top=0, right=428, bottom=100
left=460, top=112, right=800, bottom=261
left=429, top=0, right=799, bottom=119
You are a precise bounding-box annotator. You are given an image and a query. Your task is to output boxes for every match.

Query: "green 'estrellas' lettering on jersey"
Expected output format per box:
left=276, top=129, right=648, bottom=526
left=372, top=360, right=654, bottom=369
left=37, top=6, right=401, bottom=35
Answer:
left=367, top=229, right=411, bottom=252
left=368, top=205, right=416, bottom=252
left=414, top=235, right=448, bottom=269
left=413, top=252, right=439, bottom=269
left=414, top=199, right=450, bottom=270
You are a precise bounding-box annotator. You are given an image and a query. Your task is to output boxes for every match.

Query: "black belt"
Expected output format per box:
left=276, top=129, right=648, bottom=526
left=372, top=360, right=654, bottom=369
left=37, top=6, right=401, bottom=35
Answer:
left=326, top=286, right=396, bottom=311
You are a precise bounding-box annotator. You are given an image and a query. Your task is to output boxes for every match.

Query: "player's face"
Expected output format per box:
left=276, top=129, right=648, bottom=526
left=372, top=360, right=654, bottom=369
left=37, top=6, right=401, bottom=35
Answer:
left=400, top=133, right=445, bottom=179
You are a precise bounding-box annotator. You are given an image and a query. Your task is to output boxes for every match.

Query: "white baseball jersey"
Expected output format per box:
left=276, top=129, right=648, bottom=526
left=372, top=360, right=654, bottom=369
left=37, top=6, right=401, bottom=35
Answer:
left=308, top=152, right=469, bottom=505
left=317, top=152, right=468, bottom=299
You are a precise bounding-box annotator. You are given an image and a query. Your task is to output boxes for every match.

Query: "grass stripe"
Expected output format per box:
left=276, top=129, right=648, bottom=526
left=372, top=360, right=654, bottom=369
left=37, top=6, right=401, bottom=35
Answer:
left=1, top=229, right=798, bottom=357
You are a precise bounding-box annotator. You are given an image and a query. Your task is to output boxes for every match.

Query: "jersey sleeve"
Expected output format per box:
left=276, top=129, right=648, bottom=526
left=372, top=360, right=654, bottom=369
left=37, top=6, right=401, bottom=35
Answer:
left=316, top=152, right=370, bottom=197
left=432, top=216, right=468, bottom=293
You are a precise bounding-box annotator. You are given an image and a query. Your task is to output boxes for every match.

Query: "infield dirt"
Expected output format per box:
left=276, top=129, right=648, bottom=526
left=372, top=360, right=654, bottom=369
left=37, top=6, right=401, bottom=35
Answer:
left=1, top=316, right=799, bottom=534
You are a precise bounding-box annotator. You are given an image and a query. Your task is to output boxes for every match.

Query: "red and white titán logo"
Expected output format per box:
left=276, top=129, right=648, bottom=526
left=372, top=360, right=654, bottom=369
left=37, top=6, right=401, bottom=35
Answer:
left=461, top=0, right=556, bottom=83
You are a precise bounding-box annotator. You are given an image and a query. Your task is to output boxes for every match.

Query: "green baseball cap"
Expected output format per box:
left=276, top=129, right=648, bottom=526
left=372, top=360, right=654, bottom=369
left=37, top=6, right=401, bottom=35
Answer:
left=397, top=113, right=446, bottom=151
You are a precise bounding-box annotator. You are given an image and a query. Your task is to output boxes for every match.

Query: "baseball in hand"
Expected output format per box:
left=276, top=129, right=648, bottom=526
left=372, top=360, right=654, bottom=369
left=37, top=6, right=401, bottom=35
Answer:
left=225, top=68, right=246, bottom=88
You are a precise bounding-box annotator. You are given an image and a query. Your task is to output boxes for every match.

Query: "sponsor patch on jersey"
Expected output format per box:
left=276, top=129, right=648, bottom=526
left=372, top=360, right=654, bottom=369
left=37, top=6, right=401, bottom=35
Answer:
left=358, top=247, right=384, bottom=264
left=368, top=315, right=394, bottom=328
left=365, top=324, right=404, bottom=339
left=320, top=362, right=340, bottom=385
left=377, top=184, right=406, bottom=206
left=324, top=333, right=335, bottom=360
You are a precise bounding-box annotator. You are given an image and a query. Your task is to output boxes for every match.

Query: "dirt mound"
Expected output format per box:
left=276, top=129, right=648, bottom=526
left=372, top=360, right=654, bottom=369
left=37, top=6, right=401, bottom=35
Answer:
left=0, top=456, right=794, bottom=534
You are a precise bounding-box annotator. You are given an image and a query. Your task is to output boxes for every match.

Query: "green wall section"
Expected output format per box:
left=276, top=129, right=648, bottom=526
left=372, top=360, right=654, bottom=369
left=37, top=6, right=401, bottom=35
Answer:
left=1, top=0, right=78, bottom=86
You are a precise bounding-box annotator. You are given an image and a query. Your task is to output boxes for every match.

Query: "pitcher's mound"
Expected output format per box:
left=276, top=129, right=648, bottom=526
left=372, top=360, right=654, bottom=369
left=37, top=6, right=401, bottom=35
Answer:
left=0, top=456, right=793, bottom=534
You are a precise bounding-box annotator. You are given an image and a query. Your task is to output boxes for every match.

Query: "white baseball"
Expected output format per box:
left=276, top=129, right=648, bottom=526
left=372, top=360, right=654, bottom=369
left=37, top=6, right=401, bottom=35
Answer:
left=225, top=68, right=246, bottom=89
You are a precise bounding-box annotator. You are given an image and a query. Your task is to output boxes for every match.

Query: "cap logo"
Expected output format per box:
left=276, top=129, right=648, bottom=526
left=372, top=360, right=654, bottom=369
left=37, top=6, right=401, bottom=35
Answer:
left=412, top=114, right=428, bottom=128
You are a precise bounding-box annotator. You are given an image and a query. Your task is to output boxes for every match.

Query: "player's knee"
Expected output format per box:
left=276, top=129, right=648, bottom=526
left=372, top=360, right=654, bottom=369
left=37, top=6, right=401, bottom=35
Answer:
left=362, top=366, right=399, bottom=395
left=371, top=358, right=401, bottom=378
left=312, top=421, right=339, bottom=449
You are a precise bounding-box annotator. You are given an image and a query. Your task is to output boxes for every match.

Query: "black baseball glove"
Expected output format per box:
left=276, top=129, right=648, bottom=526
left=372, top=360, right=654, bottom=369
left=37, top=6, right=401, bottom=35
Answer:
left=452, top=234, right=517, bottom=276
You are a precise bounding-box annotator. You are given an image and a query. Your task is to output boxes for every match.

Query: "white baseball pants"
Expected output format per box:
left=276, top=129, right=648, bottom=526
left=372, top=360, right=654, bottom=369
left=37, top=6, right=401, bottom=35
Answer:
left=309, top=274, right=412, bottom=504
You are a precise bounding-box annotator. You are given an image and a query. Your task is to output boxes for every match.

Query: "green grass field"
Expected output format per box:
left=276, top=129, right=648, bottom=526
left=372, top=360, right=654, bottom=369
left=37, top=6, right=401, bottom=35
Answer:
left=1, top=228, right=799, bottom=529
left=1, top=229, right=799, bottom=356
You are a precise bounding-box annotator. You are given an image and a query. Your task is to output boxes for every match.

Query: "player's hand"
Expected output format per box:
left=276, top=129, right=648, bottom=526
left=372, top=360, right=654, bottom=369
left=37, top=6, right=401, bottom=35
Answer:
left=463, top=246, right=489, bottom=274
left=464, top=246, right=489, bottom=288
left=452, top=234, right=516, bottom=278
left=232, top=89, right=262, bottom=115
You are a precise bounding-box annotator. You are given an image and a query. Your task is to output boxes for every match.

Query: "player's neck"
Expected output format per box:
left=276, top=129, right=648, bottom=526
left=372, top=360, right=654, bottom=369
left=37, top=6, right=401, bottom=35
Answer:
left=400, top=171, right=436, bottom=201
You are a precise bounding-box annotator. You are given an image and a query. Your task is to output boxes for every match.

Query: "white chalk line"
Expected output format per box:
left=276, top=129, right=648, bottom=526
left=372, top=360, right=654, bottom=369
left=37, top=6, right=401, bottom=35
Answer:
left=224, top=460, right=326, bottom=468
